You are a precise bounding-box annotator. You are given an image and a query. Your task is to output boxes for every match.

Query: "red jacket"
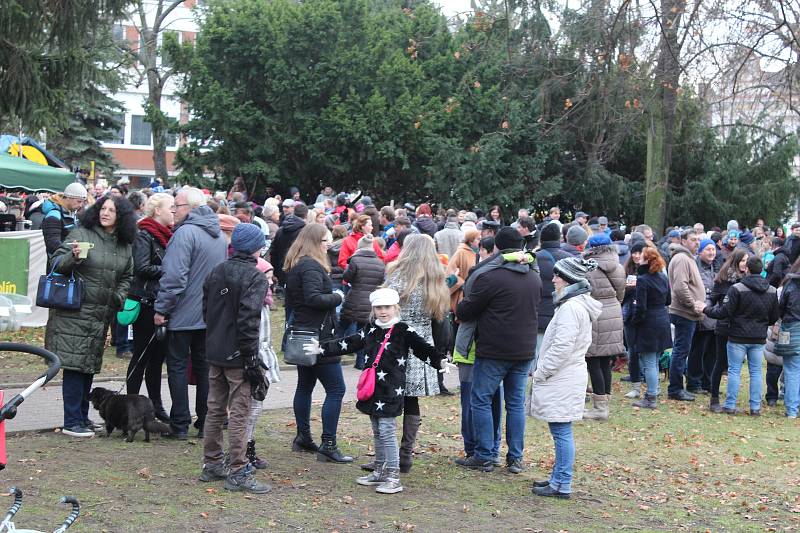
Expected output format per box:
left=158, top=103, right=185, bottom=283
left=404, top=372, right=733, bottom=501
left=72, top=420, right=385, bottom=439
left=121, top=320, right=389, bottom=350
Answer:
left=338, top=232, right=385, bottom=269
left=383, top=242, right=401, bottom=264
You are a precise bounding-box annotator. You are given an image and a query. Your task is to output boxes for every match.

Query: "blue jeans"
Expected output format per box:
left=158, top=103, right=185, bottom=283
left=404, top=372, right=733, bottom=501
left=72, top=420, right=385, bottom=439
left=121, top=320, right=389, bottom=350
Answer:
left=639, top=352, right=660, bottom=396
left=294, top=362, right=346, bottom=441
left=781, top=355, right=800, bottom=417
left=725, top=342, right=764, bottom=411
left=459, top=374, right=502, bottom=458
left=668, top=314, right=697, bottom=395
left=548, top=422, right=575, bottom=493
left=62, top=370, right=93, bottom=428
left=471, top=357, right=531, bottom=462
left=339, top=318, right=366, bottom=368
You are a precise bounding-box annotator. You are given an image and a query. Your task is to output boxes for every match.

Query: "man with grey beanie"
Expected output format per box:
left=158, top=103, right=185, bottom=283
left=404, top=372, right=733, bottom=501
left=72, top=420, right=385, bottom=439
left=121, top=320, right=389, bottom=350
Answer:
left=561, top=225, right=588, bottom=257
left=41, top=182, right=88, bottom=256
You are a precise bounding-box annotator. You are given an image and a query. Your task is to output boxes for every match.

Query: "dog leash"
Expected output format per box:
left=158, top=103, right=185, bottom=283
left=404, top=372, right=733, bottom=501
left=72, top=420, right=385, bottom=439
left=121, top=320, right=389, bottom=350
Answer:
left=114, top=332, right=157, bottom=395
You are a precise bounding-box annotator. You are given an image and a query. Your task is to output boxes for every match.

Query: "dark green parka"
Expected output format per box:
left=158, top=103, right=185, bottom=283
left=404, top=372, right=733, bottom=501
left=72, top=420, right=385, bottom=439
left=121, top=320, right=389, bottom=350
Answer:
left=45, top=225, right=134, bottom=374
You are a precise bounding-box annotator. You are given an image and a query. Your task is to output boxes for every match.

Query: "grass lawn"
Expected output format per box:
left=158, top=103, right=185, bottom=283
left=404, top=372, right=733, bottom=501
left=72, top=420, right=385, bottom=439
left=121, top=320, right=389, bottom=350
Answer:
left=1, top=380, right=798, bottom=532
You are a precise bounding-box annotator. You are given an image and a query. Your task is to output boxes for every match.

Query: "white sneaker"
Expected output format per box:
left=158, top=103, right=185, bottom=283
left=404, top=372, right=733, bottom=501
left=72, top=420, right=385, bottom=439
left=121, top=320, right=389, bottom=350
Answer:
left=624, top=384, right=641, bottom=399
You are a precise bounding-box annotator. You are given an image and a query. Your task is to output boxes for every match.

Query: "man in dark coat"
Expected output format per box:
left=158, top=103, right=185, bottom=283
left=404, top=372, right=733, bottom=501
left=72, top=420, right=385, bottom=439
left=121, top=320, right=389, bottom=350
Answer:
left=534, top=222, right=571, bottom=349
left=455, top=227, right=542, bottom=474
left=201, top=223, right=271, bottom=494
left=271, top=203, right=308, bottom=285
left=155, top=187, right=228, bottom=439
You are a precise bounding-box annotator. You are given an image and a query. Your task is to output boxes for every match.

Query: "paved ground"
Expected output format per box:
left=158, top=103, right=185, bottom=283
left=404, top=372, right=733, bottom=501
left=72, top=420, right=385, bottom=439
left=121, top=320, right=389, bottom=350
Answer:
left=2, top=365, right=459, bottom=433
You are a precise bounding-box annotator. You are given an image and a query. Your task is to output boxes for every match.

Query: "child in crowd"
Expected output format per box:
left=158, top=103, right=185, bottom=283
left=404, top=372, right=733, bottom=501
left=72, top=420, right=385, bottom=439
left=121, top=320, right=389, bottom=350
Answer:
left=303, top=288, right=453, bottom=494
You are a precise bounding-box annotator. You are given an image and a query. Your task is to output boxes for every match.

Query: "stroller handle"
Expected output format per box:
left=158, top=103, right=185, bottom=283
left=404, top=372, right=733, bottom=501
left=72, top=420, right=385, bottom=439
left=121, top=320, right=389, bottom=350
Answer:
left=53, top=496, right=80, bottom=533
left=0, top=343, right=61, bottom=422
left=1, top=487, right=23, bottom=523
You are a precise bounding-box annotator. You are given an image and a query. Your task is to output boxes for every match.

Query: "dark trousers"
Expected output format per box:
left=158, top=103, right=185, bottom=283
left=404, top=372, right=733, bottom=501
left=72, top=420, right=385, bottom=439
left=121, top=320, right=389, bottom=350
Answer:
left=204, top=365, right=251, bottom=474
left=624, top=322, right=642, bottom=382
left=293, top=362, right=346, bottom=441
left=687, top=329, right=716, bottom=392
left=62, top=370, right=94, bottom=427
left=766, top=363, right=783, bottom=402
left=710, top=333, right=729, bottom=401
left=338, top=318, right=367, bottom=368
left=669, top=314, right=697, bottom=395
left=586, top=356, right=613, bottom=395
left=127, top=304, right=167, bottom=409
left=166, top=329, right=209, bottom=434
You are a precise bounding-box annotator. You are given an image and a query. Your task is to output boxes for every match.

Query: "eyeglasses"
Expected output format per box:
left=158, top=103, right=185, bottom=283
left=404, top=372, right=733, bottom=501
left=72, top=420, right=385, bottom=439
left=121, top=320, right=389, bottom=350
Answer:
left=171, top=203, right=189, bottom=211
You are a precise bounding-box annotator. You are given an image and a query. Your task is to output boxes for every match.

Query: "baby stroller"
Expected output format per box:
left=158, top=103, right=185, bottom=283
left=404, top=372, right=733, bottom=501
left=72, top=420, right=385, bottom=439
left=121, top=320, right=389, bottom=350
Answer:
left=0, top=342, right=80, bottom=532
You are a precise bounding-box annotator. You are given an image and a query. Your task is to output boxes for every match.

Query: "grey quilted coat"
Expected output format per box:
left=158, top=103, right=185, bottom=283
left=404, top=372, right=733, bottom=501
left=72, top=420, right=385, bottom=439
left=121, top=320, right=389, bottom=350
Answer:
left=583, top=245, right=626, bottom=357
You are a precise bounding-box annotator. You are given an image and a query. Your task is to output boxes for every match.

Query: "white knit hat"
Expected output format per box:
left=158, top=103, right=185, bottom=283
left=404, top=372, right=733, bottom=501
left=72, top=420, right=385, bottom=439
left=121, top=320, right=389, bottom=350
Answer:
left=63, top=182, right=87, bottom=199
left=370, top=288, right=400, bottom=307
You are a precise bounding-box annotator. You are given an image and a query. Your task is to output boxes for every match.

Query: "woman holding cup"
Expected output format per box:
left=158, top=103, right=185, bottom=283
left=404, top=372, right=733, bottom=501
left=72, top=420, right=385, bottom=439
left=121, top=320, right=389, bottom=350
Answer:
left=45, top=195, right=136, bottom=438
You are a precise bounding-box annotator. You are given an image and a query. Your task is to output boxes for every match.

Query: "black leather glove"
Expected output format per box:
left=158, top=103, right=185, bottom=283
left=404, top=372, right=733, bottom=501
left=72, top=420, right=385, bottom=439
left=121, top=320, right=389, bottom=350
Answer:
left=244, top=354, right=269, bottom=401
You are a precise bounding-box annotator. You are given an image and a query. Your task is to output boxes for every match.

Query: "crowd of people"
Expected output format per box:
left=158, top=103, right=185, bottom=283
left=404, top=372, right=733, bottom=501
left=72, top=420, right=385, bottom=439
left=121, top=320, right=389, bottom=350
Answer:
left=26, top=178, right=800, bottom=498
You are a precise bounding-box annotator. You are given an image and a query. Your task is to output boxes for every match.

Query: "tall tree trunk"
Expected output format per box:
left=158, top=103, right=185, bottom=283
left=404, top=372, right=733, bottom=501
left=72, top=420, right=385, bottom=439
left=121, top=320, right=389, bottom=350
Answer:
left=141, top=24, right=169, bottom=183
left=644, top=0, right=683, bottom=235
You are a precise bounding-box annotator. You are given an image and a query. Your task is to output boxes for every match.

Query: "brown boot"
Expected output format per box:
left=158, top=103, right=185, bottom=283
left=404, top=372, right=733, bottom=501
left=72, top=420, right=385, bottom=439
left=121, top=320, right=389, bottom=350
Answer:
left=583, top=394, right=609, bottom=421
left=399, top=414, right=420, bottom=473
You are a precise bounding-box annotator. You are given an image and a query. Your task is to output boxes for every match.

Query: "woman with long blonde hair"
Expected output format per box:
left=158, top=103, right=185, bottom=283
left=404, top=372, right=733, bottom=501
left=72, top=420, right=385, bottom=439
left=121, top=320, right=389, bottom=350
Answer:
left=381, top=234, right=449, bottom=473
left=284, top=224, right=352, bottom=464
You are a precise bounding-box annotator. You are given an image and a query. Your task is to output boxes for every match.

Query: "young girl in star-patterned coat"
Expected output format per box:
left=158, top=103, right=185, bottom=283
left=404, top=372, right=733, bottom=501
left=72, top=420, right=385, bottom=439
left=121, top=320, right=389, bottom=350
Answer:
left=306, top=288, right=450, bottom=494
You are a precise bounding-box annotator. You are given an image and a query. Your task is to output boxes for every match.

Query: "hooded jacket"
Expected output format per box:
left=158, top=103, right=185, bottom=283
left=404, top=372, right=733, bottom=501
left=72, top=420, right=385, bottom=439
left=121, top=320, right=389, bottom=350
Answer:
left=630, top=265, right=672, bottom=354
left=271, top=214, right=306, bottom=284
left=203, top=252, right=267, bottom=367
left=456, top=250, right=542, bottom=360
left=780, top=274, right=800, bottom=324
left=531, top=292, right=602, bottom=423
left=614, top=241, right=630, bottom=266
left=766, top=246, right=791, bottom=288
left=434, top=221, right=463, bottom=259
left=154, top=206, right=227, bottom=330
left=668, top=243, right=706, bottom=320
left=337, top=231, right=384, bottom=270
left=705, top=274, right=779, bottom=344
left=413, top=216, right=438, bottom=238
left=583, top=245, right=626, bottom=357
left=40, top=196, right=78, bottom=256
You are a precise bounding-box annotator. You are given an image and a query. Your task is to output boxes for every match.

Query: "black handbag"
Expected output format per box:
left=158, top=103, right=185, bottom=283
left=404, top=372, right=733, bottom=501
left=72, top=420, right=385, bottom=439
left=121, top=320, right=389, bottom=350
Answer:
left=36, top=258, right=83, bottom=310
left=432, top=312, right=454, bottom=352
left=282, top=310, right=320, bottom=366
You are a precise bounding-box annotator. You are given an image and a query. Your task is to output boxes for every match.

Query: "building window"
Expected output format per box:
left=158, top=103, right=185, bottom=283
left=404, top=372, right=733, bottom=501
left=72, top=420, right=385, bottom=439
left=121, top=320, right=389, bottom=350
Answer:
left=130, top=115, right=152, bottom=146
left=102, top=113, right=126, bottom=144
left=112, top=24, right=125, bottom=44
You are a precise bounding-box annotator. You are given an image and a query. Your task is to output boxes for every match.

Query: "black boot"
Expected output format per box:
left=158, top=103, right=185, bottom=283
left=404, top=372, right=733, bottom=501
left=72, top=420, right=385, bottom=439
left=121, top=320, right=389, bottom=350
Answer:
left=316, top=438, right=353, bottom=463
left=292, top=430, right=319, bottom=453
left=399, top=414, right=421, bottom=473
left=152, top=400, right=170, bottom=423
left=246, top=440, right=268, bottom=469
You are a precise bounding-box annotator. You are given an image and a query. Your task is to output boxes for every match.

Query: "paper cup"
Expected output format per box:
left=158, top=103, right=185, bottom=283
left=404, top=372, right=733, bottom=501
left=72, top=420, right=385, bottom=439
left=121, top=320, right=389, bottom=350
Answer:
left=76, top=242, right=95, bottom=259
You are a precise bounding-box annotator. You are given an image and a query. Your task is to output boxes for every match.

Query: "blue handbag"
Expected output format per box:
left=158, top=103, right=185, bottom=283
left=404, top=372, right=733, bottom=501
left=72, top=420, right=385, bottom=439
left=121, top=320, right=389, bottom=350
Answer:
left=36, top=258, right=83, bottom=310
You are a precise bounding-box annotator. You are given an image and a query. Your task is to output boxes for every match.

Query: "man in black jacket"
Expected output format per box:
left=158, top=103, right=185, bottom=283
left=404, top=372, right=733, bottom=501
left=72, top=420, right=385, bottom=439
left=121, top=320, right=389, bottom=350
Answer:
left=701, top=256, right=779, bottom=415
left=455, top=227, right=542, bottom=474
left=200, top=223, right=271, bottom=494
left=271, top=203, right=308, bottom=286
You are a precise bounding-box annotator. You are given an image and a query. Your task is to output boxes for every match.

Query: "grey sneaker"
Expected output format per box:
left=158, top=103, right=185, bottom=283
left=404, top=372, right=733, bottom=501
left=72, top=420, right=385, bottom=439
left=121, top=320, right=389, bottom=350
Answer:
left=507, top=458, right=524, bottom=474
left=199, top=462, right=229, bottom=482
left=224, top=470, right=272, bottom=494
left=375, top=467, right=404, bottom=494
left=357, top=464, right=387, bottom=486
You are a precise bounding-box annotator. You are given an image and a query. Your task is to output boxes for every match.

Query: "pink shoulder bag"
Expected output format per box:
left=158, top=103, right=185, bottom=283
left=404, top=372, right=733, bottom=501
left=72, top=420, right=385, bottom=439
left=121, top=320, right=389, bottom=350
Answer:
left=356, top=326, right=394, bottom=402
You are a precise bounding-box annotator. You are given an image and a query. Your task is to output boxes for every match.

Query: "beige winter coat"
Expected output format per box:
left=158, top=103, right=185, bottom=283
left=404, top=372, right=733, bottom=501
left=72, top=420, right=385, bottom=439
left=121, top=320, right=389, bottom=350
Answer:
left=531, top=292, right=602, bottom=422
left=583, top=245, right=626, bottom=357
left=668, top=243, right=706, bottom=320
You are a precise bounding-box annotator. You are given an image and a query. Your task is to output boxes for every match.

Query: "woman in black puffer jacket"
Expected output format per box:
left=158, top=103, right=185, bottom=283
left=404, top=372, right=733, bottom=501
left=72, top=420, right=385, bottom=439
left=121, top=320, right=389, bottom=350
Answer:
left=340, top=233, right=386, bottom=369
left=285, top=224, right=351, bottom=463
left=707, top=249, right=749, bottom=413
left=126, top=193, right=174, bottom=422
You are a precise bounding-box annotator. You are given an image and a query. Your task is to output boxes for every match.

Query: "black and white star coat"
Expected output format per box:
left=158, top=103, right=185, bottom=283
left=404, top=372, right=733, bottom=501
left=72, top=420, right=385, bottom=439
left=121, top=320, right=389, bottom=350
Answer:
left=321, top=322, right=445, bottom=417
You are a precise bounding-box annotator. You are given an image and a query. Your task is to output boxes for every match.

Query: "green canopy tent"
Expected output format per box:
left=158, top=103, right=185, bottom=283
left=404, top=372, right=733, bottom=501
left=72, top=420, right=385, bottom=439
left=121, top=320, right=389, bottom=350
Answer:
left=0, top=152, right=73, bottom=192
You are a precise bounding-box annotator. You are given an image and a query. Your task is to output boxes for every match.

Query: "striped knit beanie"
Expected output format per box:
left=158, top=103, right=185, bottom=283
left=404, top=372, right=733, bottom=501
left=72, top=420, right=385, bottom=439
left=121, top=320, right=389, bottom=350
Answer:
left=553, top=257, right=598, bottom=284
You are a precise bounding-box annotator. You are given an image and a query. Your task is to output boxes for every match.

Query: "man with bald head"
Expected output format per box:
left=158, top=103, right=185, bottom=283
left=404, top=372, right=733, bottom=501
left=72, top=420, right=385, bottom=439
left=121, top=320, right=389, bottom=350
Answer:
left=155, top=187, right=228, bottom=439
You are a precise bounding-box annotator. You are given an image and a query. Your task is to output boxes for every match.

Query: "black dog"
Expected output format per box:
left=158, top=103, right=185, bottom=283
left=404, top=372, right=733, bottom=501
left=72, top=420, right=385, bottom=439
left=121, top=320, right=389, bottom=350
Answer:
left=88, top=387, right=170, bottom=442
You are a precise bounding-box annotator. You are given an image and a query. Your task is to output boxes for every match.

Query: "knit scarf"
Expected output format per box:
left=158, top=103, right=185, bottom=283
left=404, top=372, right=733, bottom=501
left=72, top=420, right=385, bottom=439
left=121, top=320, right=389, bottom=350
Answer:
left=138, top=217, right=173, bottom=248
left=375, top=316, right=400, bottom=329
left=553, top=278, right=592, bottom=307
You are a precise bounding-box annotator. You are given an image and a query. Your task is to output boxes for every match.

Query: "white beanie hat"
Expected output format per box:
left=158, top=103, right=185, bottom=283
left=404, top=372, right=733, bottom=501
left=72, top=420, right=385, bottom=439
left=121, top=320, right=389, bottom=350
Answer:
left=63, top=182, right=88, bottom=199
left=370, top=288, right=400, bottom=307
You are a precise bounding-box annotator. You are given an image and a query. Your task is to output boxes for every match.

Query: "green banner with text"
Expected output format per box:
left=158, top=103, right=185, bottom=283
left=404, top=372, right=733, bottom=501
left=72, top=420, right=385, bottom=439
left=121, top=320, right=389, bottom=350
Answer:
left=0, top=239, right=30, bottom=295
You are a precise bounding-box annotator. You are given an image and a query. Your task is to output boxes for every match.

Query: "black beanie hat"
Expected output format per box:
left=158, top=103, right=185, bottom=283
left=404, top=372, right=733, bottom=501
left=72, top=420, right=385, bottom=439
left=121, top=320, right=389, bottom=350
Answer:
left=494, top=226, right=523, bottom=250
left=541, top=222, right=561, bottom=242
